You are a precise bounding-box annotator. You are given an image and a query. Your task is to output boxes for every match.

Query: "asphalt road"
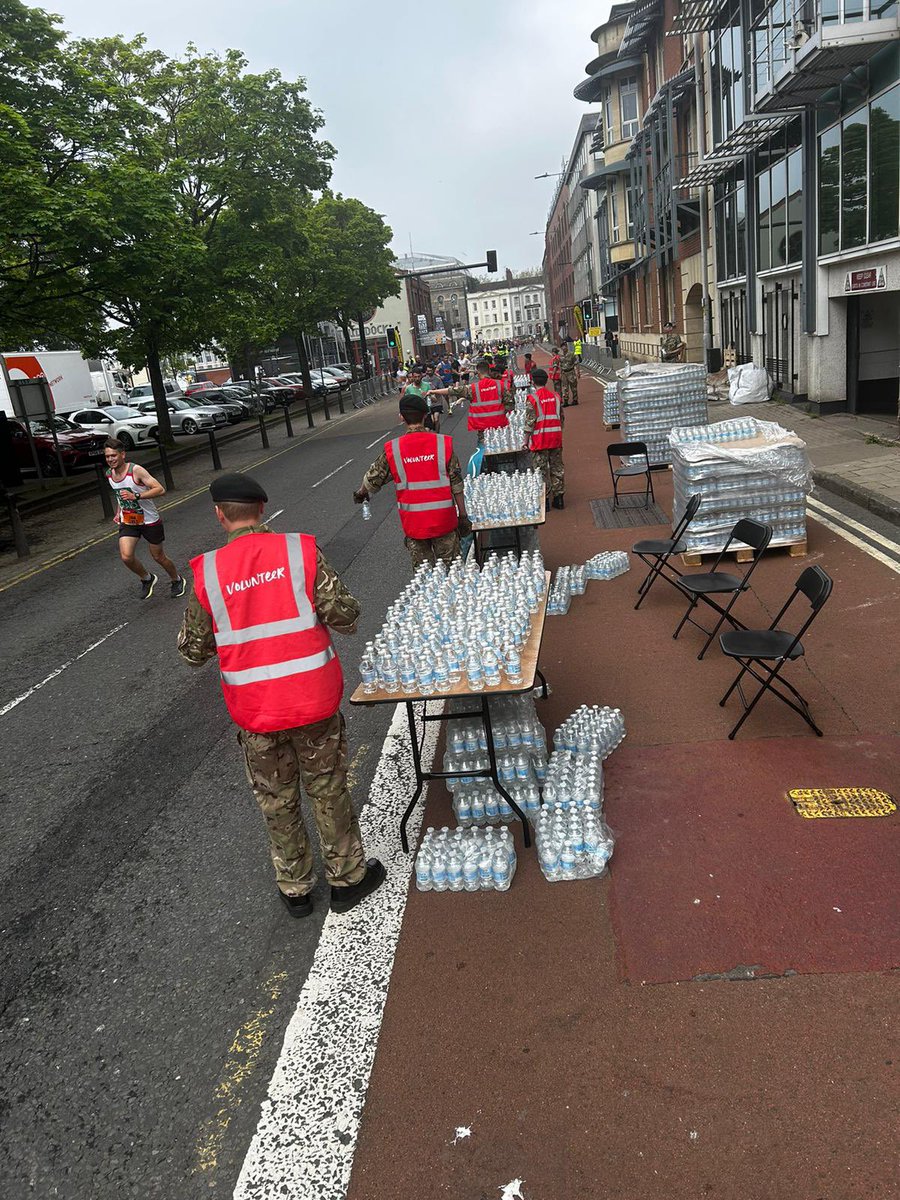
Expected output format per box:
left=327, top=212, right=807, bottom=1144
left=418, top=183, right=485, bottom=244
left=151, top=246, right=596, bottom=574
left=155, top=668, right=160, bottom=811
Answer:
left=0, top=392, right=478, bottom=1199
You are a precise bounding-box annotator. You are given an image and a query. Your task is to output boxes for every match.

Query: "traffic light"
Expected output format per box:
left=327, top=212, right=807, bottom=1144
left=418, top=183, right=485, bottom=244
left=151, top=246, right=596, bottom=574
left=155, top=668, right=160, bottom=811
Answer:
left=485, top=250, right=498, bottom=273
left=386, top=327, right=397, bottom=348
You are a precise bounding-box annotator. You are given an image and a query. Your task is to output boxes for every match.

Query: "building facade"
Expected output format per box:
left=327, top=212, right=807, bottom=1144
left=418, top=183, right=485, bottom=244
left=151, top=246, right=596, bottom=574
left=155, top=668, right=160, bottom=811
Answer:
left=560, top=0, right=899, bottom=415
left=349, top=272, right=438, bottom=366
left=466, top=272, right=547, bottom=344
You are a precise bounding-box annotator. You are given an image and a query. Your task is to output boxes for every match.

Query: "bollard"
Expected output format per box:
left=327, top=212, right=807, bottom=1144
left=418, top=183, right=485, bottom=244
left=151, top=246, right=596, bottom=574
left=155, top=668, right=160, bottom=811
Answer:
left=4, top=490, right=30, bottom=558
left=283, top=406, right=294, bottom=438
left=322, top=391, right=331, bottom=421
left=95, top=462, right=114, bottom=519
left=156, top=441, right=175, bottom=490
left=257, top=412, right=270, bottom=448
left=208, top=429, right=222, bottom=470
left=304, top=395, right=314, bottom=429
left=337, top=386, right=345, bottom=415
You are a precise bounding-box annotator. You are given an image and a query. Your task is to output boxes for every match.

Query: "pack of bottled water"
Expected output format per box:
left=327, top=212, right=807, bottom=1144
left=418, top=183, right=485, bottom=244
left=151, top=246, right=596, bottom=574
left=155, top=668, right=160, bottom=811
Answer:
left=553, top=704, right=626, bottom=759
left=443, top=694, right=547, bottom=824
left=514, top=373, right=531, bottom=392
left=536, top=807, right=615, bottom=881
left=415, top=824, right=517, bottom=892
left=358, top=551, right=547, bottom=695
left=617, top=362, right=708, bottom=465
left=603, top=381, right=619, bottom=426
left=482, top=397, right=529, bottom=454
left=464, top=469, right=544, bottom=526
left=584, top=551, right=630, bottom=580
left=669, top=418, right=811, bottom=554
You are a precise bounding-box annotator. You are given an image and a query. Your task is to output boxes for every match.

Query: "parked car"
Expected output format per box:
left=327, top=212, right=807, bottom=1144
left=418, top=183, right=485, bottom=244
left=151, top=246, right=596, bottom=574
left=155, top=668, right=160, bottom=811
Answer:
left=7, top=416, right=105, bottom=475
left=197, top=388, right=253, bottom=418
left=134, top=397, right=224, bottom=434
left=69, top=405, right=159, bottom=448
left=129, top=381, right=183, bottom=402
left=281, top=371, right=338, bottom=396
left=181, top=393, right=244, bottom=424
left=256, top=378, right=300, bottom=410
left=184, top=380, right=220, bottom=397
left=321, top=366, right=353, bottom=384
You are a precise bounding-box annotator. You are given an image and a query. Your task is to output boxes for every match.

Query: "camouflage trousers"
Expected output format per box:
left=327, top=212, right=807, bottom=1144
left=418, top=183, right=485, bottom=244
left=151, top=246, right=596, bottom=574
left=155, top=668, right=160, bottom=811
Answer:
left=561, top=370, right=579, bottom=404
left=237, top=711, right=366, bottom=896
left=530, top=448, right=565, bottom=502
left=404, top=529, right=462, bottom=570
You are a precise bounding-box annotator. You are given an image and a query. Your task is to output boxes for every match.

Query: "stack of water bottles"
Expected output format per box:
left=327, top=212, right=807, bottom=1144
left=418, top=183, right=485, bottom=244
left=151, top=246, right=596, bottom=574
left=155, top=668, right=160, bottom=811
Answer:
left=669, top=417, right=811, bottom=555
left=514, top=373, right=531, bottom=393
left=482, top=400, right=527, bottom=454
left=357, top=551, right=547, bottom=696
left=415, top=824, right=517, bottom=893
left=547, top=564, right=587, bottom=615
left=535, top=705, right=624, bottom=882
left=584, top=551, right=630, bottom=580
left=464, top=469, right=544, bottom=526
left=443, top=694, right=546, bottom=825
left=617, top=362, right=708, bottom=466
left=602, top=381, right=619, bottom=427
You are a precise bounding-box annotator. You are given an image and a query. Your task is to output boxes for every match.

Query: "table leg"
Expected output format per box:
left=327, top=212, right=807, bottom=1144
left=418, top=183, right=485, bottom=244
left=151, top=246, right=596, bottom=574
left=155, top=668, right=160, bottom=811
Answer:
left=514, top=525, right=521, bottom=557
left=481, top=695, right=531, bottom=848
left=399, top=700, right=425, bottom=854
left=535, top=667, right=549, bottom=699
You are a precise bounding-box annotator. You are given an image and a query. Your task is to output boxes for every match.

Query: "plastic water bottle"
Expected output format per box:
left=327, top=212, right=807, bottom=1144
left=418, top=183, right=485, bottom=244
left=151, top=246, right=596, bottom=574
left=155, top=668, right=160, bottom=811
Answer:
left=415, top=846, right=432, bottom=891
left=361, top=500, right=372, bottom=521
left=447, top=843, right=464, bottom=892
left=463, top=848, right=480, bottom=892
left=492, top=844, right=512, bottom=891
left=431, top=844, right=449, bottom=892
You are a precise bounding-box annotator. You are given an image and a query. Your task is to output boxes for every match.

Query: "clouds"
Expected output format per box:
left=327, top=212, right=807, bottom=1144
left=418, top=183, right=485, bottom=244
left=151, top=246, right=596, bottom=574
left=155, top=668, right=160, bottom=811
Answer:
left=58, top=0, right=609, bottom=271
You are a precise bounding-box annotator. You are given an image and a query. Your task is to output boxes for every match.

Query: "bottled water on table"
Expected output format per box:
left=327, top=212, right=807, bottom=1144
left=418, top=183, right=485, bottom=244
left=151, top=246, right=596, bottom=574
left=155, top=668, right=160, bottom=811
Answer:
left=584, top=551, right=630, bottom=580
left=415, top=824, right=517, bottom=893
left=482, top=397, right=529, bottom=455
left=464, top=469, right=544, bottom=526
left=359, top=551, right=547, bottom=695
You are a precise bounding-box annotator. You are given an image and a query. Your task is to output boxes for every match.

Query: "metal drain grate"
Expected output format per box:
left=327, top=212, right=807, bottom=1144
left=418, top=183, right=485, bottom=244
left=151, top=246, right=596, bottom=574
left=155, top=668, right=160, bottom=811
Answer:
left=789, top=788, right=897, bottom=819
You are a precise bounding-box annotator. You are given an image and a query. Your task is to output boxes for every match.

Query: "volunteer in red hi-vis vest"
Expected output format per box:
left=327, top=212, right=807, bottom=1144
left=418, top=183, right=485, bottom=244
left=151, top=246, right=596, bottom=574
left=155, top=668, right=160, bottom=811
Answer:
left=177, top=472, right=385, bottom=920
left=523, top=367, right=566, bottom=510
left=354, top=394, right=471, bottom=570
left=467, top=357, right=514, bottom=445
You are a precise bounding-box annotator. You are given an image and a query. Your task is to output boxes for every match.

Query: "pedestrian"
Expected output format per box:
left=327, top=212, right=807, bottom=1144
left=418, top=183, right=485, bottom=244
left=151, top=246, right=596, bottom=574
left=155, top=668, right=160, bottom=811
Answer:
left=437, top=355, right=453, bottom=387
left=573, top=336, right=583, bottom=364
left=522, top=352, right=534, bottom=380
left=660, top=321, right=686, bottom=362
left=559, top=338, right=580, bottom=407
left=104, top=438, right=185, bottom=599
left=353, top=395, right=471, bottom=569
left=390, top=354, right=400, bottom=378
left=523, top=367, right=565, bottom=510
left=459, top=352, right=472, bottom=383
left=177, top=472, right=385, bottom=918
left=548, top=345, right=562, bottom=397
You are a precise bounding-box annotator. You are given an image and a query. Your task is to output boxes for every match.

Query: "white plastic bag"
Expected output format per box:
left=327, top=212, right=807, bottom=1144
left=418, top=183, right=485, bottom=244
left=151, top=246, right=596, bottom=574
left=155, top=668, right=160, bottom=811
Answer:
left=728, top=363, right=771, bottom=405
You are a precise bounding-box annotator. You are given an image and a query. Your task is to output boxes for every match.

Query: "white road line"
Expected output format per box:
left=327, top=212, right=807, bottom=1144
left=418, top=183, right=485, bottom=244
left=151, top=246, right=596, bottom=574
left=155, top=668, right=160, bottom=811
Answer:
left=267, top=509, right=284, bottom=523
left=365, top=432, right=391, bottom=450
left=807, top=496, right=900, bottom=555
left=234, top=702, right=440, bottom=1200
left=807, top=507, right=900, bottom=576
left=0, top=623, right=129, bottom=719
left=311, top=459, right=354, bottom=488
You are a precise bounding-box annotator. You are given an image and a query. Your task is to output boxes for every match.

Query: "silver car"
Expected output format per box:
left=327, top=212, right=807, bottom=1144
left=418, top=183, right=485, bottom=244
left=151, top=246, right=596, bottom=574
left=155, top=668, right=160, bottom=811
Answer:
left=135, top=397, right=223, bottom=434
left=69, top=405, right=159, bottom=449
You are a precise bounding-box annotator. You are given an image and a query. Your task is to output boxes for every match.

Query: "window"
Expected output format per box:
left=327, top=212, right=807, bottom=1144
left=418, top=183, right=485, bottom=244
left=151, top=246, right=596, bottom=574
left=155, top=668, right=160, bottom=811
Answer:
left=842, top=108, right=869, bottom=249
left=755, top=120, right=802, bottom=270
left=610, top=185, right=620, bottom=242
left=818, top=125, right=841, bottom=254
left=473, top=316, right=479, bottom=326
left=620, top=75, right=640, bottom=140
left=625, top=184, right=635, bottom=240
left=870, top=83, right=900, bottom=242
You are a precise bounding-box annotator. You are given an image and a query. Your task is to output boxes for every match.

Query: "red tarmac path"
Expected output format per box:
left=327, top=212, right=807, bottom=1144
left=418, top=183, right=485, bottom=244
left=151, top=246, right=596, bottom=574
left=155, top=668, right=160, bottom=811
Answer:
left=347, top=359, right=899, bottom=1200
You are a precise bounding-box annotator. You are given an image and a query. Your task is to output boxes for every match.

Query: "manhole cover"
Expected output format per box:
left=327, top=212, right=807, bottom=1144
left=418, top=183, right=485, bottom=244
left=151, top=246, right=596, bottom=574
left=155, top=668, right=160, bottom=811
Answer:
left=788, top=787, right=896, bottom=819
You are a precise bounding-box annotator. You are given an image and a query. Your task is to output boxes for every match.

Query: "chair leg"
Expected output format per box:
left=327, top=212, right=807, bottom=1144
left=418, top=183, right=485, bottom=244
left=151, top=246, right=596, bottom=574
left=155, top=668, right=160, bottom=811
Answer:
left=719, top=658, right=751, bottom=706
left=697, top=592, right=742, bottom=661
left=727, top=661, right=823, bottom=740
left=673, top=593, right=698, bottom=640
left=648, top=470, right=655, bottom=503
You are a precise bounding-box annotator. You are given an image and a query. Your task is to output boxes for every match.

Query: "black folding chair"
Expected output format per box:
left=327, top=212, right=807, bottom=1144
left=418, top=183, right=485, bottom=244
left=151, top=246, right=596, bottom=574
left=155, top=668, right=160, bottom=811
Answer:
left=607, top=441, right=654, bottom=508
left=632, top=493, right=702, bottom=610
left=718, top=566, right=833, bottom=740
left=672, top=518, right=772, bottom=660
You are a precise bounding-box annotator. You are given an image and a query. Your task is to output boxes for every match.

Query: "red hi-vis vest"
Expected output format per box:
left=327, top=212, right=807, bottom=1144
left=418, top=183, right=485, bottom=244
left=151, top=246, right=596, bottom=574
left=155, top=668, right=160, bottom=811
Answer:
left=385, top=430, right=458, bottom=540
left=468, top=377, right=509, bottom=431
left=528, top=387, right=563, bottom=451
left=191, top=532, right=343, bottom=734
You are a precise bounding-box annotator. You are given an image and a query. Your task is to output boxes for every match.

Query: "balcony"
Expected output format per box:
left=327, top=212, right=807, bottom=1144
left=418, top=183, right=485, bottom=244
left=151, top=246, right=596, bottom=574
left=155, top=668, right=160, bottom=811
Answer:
left=753, top=0, right=899, bottom=111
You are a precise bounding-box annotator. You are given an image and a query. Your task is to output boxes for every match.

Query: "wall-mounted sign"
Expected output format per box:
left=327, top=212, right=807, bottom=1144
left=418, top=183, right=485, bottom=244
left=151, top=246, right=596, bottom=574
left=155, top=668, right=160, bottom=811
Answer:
left=844, top=266, right=887, bottom=293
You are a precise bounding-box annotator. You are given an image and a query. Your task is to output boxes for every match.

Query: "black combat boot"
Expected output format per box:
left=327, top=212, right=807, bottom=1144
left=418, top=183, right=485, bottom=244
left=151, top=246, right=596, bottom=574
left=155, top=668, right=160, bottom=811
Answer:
left=331, top=859, right=387, bottom=914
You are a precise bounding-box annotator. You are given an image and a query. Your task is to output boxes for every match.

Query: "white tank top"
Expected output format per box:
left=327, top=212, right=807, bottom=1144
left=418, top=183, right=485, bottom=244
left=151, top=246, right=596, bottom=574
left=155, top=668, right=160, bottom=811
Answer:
left=107, top=463, right=160, bottom=525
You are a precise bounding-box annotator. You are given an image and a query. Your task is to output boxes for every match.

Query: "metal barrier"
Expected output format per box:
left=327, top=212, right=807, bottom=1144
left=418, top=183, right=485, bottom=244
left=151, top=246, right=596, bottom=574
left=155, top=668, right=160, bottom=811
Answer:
left=283, top=407, right=294, bottom=438
left=257, top=413, right=270, bottom=448
left=3, top=490, right=29, bottom=558
left=208, top=430, right=222, bottom=469
left=95, top=463, right=115, bottom=519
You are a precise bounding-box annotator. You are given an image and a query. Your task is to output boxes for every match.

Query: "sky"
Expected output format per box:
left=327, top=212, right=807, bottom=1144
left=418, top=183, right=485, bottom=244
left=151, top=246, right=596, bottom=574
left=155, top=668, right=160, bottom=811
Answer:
left=54, top=0, right=612, bottom=275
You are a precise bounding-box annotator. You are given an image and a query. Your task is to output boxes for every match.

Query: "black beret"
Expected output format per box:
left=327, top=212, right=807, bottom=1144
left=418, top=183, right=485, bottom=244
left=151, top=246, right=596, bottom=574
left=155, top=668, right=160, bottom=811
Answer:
left=209, top=472, right=268, bottom=504
left=399, top=394, right=428, bottom=415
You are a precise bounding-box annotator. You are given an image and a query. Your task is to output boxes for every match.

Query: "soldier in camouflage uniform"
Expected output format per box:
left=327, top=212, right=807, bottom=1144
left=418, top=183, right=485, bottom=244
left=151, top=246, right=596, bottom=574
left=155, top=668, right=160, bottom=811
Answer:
left=177, top=472, right=384, bottom=919
left=558, top=339, right=580, bottom=407
left=660, top=321, right=686, bottom=362
left=523, top=367, right=565, bottom=508
left=354, top=394, right=471, bottom=570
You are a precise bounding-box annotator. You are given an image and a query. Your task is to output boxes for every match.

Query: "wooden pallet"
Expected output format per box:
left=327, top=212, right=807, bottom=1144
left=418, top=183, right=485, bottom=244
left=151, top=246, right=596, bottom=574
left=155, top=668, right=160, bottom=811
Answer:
left=603, top=421, right=620, bottom=431
left=681, top=538, right=807, bottom=567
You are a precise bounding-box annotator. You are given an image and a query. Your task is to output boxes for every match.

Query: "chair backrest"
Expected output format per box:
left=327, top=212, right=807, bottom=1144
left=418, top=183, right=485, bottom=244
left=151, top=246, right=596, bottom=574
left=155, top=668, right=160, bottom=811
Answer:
left=714, top=518, right=772, bottom=576
left=768, top=565, right=833, bottom=653
left=672, top=492, right=702, bottom=541
left=608, top=441, right=649, bottom=461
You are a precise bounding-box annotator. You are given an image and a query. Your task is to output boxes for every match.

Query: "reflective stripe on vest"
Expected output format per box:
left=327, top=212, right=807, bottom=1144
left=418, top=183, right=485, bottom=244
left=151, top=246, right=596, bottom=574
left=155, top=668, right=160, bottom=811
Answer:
left=200, top=533, right=317, bottom=646
left=221, top=645, right=335, bottom=686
